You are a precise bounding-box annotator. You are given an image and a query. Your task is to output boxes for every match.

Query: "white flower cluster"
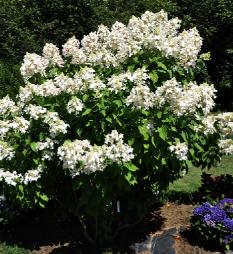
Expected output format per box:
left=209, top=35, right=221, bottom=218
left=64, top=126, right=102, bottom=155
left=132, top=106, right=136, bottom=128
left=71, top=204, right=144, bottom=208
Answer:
left=57, top=130, right=134, bottom=177
left=0, top=169, right=22, bottom=186
left=66, top=97, right=84, bottom=115
left=23, top=166, right=43, bottom=184
left=44, top=112, right=69, bottom=137
left=35, top=138, right=54, bottom=151
left=218, top=139, right=233, bottom=155
left=103, top=130, right=134, bottom=163
left=59, top=10, right=201, bottom=68
left=0, top=96, right=19, bottom=117
left=195, top=115, right=216, bottom=135
left=0, top=117, right=30, bottom=138
left=24, top=105, right=69, bottom=137
left=34, top=138, right=55, bottom=161
left=195, top=112, right=233, bottom=155
left=0, top=165, right=43, bottom=186
left=20, top=10, right=202, bottom=80
left=169, top=142, right=188, bottom=161
left=155, top=78, right=216, bottom=116
left=43, top=43, right=64, bottom=67
left=0, top=142, right=15, bottom=161
left=126, top=84, right=155, bottom=109
left=20, top=53, right=49, bottom=79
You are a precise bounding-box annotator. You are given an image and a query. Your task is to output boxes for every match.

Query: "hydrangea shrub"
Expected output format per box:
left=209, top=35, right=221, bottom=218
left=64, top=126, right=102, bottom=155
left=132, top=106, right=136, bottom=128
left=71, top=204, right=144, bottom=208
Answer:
left=192, top=198, right=233, bottom=251
left=0, top=10, right=231, bottom=244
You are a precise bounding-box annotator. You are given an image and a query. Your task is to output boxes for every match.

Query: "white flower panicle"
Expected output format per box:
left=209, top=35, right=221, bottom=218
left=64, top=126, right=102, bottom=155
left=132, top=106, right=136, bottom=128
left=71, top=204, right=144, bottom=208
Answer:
left=0, top=96, right=19, bottom=117
left=0, top=117, right=30, bottom=139
left=62, top=36, right=80, bottom=58
left=155, top=78, right=216, bottom=116
left=66, top=97, right=84, bottom=115
left=169, top=142, right=188, bottom=161
left=35, top=138, right=54, bottom=151
left=103, top=130, right=134, bottom=163
left=57, top=139, right=92, bottom=173
left=0, top=142, right=15, bottom=161
left=18, top=10, right=203, bottom=77
left=57, top=130, right=134, bottom=176
left=218, top=139, right=233, bottom=155
left=0, top=165, right=44, bottom=186
left=25, top=104, right=47, bottom=120
left=107, top=72, right=130, bottom=93
left=0, top=169, right=22, bottom=186
left=23, top=166, right=43, bottom=184
left=44, top=112, right=69, bottom=137
left=126, top=84, right=155, bottom=110
left=43, top=43, right=64, bottom=67
left=20, top=53, right=49, bottom=79
left=195, top=115, right=216, bottom=135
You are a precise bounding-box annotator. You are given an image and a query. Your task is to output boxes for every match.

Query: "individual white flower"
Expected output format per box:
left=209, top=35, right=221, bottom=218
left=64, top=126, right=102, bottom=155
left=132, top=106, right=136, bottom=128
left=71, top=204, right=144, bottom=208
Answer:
left=169, top=142, right=188, bottom=161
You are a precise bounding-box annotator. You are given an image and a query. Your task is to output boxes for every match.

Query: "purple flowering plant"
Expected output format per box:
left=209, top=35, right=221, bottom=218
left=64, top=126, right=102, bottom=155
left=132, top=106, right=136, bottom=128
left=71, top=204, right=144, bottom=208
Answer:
left=191, top=198, right=233, bottom=251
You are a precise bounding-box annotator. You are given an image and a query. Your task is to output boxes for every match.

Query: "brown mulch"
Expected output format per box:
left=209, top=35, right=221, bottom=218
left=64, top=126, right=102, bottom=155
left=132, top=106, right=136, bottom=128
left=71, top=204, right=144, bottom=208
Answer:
left=159, top=203, right=221, bottom=254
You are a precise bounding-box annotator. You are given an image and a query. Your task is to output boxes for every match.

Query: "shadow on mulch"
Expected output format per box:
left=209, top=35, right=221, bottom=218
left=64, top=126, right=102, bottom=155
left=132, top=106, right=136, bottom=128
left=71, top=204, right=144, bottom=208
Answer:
left=180, top=227, right=224, bottom=253
left=0, top=205, right=164, bottom=254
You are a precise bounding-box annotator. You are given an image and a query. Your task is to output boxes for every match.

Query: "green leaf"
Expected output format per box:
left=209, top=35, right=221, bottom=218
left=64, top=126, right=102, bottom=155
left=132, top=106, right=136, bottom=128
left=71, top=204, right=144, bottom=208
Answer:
left=194, top=143, right=204, bottom=152
left=124, top=172, right=137, bottom=185
left=76, top=128, right=83, bottom=136
left=113, top=99, right=122, bottom=107
left=181, top=131, right=188, bottom=142
left=138, top=125, right=149, bottom=141
left=158, top=126, right=167, bottom=141
left=157, top=111, right=162, bottom=119
left=149, top=71, right=158, bottom=83
left=100, top=110, right=106, bottom=117
left=40, top=194, right=49, bottom=202
left=82, top=94, right=89, bottom=102
left=82, top=108, right=92, bottom=116
left=123, top=162, right=139, bottom=172
left=157, top=62, right=167, bottom=70
left=128, top=138, right=135, bottom=146
left=30, top=142, right=38, bottom=152
left=106, top=116, right=112, bottom=123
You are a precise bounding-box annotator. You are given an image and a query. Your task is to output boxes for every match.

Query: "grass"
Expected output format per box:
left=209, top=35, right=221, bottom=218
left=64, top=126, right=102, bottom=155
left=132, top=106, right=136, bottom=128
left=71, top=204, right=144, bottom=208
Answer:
left=0, top=243, right=30, bottom=254
left=168, top=155, right=233, bottom=195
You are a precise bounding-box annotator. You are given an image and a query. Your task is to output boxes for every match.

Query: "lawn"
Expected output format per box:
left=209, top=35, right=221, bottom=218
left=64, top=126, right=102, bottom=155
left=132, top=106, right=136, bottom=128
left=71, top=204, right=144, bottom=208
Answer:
left=168, top=155, right=233, bottom=194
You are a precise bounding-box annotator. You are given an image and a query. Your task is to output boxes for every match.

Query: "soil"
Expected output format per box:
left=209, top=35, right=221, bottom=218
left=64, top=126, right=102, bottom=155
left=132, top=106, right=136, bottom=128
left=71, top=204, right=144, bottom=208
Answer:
left=0, top=203, right=225, bottom=254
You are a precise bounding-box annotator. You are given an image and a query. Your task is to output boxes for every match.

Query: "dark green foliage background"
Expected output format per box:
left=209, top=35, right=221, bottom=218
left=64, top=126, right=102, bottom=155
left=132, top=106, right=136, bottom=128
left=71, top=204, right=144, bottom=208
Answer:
left=0, top=0, right=232, bottom=109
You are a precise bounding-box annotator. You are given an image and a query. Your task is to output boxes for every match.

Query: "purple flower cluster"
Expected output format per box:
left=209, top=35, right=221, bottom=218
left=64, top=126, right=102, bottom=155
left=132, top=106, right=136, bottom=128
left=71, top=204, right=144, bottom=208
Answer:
left=193, top=198, right=233, bottom=246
